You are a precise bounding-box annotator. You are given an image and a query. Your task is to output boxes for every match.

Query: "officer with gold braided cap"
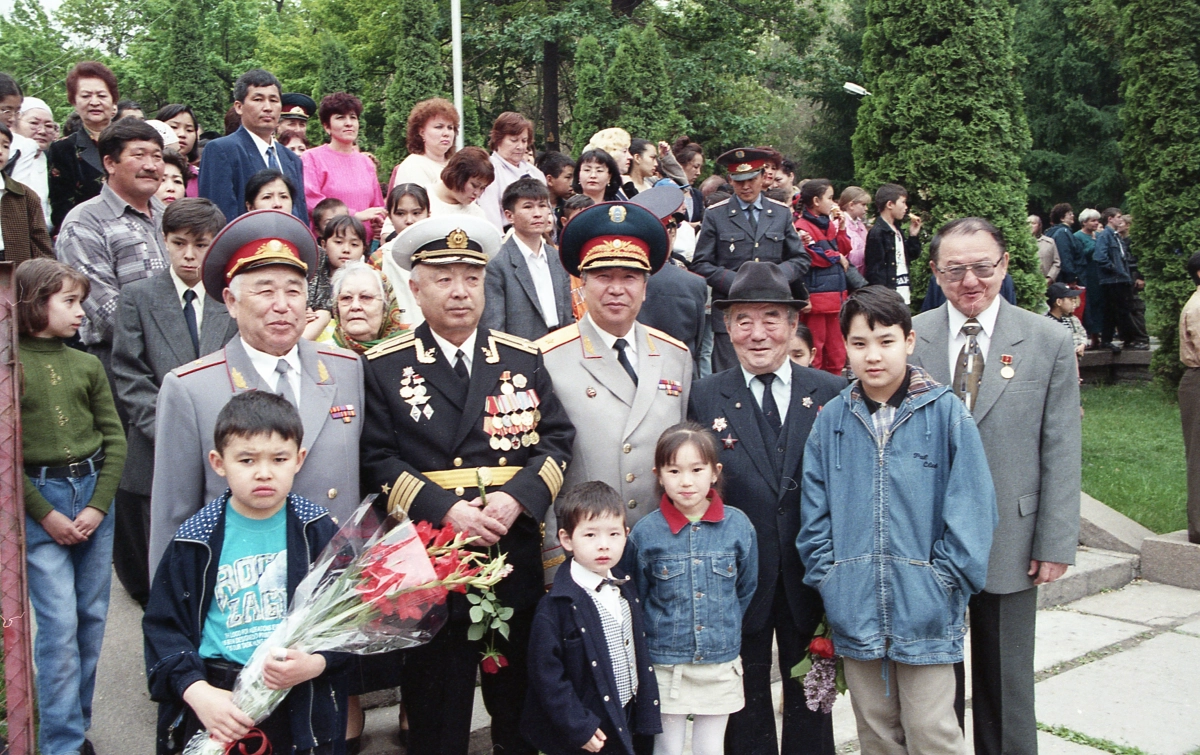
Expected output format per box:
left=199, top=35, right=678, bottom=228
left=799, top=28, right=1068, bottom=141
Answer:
left=359, top=214, right=575, bottom=755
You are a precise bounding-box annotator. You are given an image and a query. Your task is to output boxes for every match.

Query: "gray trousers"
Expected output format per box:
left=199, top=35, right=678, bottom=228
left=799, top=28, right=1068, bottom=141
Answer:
left=843, top=659, right=964, bottom=755
left=968, top=588, right=1038, bottom=755
left=1180, top=367, right=1200, bottom=543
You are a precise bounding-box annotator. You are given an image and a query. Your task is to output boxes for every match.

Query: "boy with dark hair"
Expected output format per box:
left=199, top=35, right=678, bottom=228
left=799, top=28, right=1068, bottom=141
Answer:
left=1045, top=282, right=1087, bottom=357
left=799, top=285, right=996, bottom=755
left=143, top=391, right=348, bottom=755
left=1047, top=203, right=1080, bottom=283
left=311, top=196, right=349, bottom=237
left=522, top=481, right=661, bottom=755
left=537, top=150, right=576, bottom=209
left=863, top=183, right=922, bottom=303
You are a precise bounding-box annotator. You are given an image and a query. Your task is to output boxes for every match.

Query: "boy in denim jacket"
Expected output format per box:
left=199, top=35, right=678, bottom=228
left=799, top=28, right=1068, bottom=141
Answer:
left=797, top=287, right=997, bottom=755
left=522, top=482, right=661, bottom=754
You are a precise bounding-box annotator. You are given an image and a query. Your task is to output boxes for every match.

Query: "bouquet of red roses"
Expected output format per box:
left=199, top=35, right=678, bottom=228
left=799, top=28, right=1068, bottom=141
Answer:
left=789, top=620, right=847, bottom=714
left=183, top=498, right=512, bottom=755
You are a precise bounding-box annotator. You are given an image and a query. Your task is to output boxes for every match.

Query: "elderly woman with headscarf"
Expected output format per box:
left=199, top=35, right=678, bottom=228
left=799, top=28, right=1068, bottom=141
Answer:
left=476, top=111, right=546, bottom=231
left=315, top=261, right=408, bottom=351
left=12, top=96, right=55, bottom=222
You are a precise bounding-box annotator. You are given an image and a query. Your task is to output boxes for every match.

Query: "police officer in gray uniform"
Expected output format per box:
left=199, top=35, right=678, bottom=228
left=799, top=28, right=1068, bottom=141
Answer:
left=690, top=147, right=809, bottom=373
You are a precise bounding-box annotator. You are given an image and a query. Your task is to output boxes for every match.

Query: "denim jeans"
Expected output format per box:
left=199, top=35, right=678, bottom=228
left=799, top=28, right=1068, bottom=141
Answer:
left=25, top=471, right=114, bottom=755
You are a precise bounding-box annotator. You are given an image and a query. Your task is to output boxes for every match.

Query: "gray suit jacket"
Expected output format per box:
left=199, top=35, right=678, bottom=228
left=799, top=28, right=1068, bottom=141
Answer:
left=536, top=315, right=693, bottom=581
left=147, top=337, right=364, bottom=575
left=482, top=235, right=575, bottom=342
left=112, top=271, right=240, bottom=495
left=910, top=300, right=1081, bottom=593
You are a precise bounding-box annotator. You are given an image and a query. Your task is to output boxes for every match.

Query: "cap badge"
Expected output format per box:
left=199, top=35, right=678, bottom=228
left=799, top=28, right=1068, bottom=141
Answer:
left=735, top=150, right=745, bottom=158
left=736, top=163, right=753, bottom=173
left=446, top=229, right=469, bottom=249
left=609, top=206, right=626, bottom=223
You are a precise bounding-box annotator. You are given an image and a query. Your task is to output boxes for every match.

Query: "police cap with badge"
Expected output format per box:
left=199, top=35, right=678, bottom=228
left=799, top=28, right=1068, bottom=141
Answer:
left=715, top=146, right=774, bottom=182
left=558, top=201, right=670, bottom=277
left=203, top=209, right=318, bottom=301
left=280, top=93, right=317, bottom=122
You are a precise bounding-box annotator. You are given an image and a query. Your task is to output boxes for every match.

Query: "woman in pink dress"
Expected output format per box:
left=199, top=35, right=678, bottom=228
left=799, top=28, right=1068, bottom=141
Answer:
left=302, top=92, right=387, bottom=237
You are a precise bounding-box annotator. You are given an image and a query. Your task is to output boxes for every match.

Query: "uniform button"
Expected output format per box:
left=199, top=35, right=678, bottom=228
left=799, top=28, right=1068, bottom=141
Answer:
left=455, top=486, right=465, bottom=497
left=754, top=242, right=759, bottom=248
left=327, top=489, right=337, bottom=499
left=453, top=457, right=463, bottom=467
left=499, top=457, right=508, bottom=466
left=628, top=500, right=638, bottom=509
left=592, top=660, right=597, bottom=666
left=623, top=444, right=632, bottom=454
left=778, top=507, right=785, bottom=515
left=777, top=447, right=784, bottom=453
left=603, top=695, right=610, bottom=702
left=626, top=473, right=635, bottom=483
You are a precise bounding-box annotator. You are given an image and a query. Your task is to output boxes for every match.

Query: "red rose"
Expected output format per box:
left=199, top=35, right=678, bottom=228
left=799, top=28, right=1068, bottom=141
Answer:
left=808, top=637, right=835, bottom=659
left=481, top=653, right=509, bottom=674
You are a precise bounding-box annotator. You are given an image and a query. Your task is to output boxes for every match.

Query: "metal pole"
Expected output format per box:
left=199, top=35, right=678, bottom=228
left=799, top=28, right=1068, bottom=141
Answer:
left=451, top=0, right=464, bottom=150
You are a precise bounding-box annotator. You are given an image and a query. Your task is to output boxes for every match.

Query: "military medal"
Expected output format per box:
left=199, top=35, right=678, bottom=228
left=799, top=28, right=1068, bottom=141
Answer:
left=500, top=371, right=516, bottom=395
left=802, top=396, right=814, bottom=409
left=713, top=417, right=728, bottom=432
left=401, top=368, right=432, bottom=422
left=1000, top=354, right=1015, bottom=379
left=586, top=386, right=597, bottom=398
left=330, top=405, right=356, bottom=423
left=722, top=433, right=739, bottom=449
left=512, top=373, right=528, bottom=389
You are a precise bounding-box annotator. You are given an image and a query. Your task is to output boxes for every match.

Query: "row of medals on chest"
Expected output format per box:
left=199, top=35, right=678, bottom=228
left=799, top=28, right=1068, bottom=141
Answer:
left=398, top=366, right=541, bottom=450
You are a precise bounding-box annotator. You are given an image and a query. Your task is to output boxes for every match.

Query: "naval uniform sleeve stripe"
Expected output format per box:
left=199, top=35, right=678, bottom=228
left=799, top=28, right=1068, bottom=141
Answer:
left=389, top=472, right=425, bottom=515
left=539, top=457, right=564, bottom=499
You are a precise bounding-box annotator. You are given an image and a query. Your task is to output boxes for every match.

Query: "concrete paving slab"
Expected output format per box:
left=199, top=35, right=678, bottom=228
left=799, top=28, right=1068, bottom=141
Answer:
left=1036, top=632, right=1200, bottom=755
left=1037, top=548, right=1139, bottom=609
left=1068, top=581, right=1200, bottom=626
left=1033, top=610, right=1148, bottom=672
left=1176, top=619, right=1200, bottom=637
left=90, top=573, right=157, bottom=754
left=1037, top=730, right=1110, bottom=755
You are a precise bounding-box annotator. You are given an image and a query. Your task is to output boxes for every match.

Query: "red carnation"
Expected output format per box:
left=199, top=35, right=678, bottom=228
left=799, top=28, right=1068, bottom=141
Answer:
left=808, top=637, right=835, bottom=659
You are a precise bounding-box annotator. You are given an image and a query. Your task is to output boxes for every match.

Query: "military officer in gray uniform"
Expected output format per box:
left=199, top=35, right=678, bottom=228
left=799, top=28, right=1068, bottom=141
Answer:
left=147, top=209, right=364, bottom=575
left=690, top=147, right=809, bottom=373
left=537, top=200, right=693, bottom=581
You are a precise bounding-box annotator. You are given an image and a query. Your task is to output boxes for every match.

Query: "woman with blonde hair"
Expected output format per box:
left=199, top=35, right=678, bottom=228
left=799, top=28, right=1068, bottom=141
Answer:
left=838, top=186, right=872, bottom=274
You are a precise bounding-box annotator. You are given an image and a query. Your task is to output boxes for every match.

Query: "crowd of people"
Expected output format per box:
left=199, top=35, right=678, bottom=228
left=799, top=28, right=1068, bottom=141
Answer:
left=4, top=59, right=1111, bottom=755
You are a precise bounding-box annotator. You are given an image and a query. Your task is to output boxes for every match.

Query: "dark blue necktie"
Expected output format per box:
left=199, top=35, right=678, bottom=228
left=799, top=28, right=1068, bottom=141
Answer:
left=266, top=145, right=280, bottom=171
left=183, top=289, right=200, bottom=358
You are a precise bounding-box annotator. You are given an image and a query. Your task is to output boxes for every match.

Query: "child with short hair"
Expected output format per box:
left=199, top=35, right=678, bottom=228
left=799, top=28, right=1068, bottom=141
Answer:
left=144, top=391, right=347, bottom=755
left=788, top=322, right=814, bottom=367
left=523, top=481, right=662, bottom=755
left=304, top=214, right=368, bottom=339
left=628, top=424, right=757, bottom=755
left=1046, top=282, right=1087, bottom=358
left=18, top=258, right=127, bottom=755
left=838, top=186, right=871, bottom=275
left=311, top=197, right=349, bottom=237
left=370, top=183, right=432, bottom=329
left=798, top=286, right=996, bottom=755
left=561, top=194, right=596, bottom=320
left=863, top=184, right=923, bottom=303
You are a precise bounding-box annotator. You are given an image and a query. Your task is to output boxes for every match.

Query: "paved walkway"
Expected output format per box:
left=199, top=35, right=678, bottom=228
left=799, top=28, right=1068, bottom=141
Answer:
left=90, top=577, right=1200, bottom=755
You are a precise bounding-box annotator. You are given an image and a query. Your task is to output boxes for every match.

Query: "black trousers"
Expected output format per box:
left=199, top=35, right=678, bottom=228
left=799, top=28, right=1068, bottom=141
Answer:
left=400, top=607, right=535, bottom=755
left=953, top=588, right=1038, bottom=755
left=1101, top=282, right=1139, bottom=344
left=726, top=586, right=834, bottom=755
left=712, top=332, right=739, bottom=374
left=113, top=488, right=151, bottom=606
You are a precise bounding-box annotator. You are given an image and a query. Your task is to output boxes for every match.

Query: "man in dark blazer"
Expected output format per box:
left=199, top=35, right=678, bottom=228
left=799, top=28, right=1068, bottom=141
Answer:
left=910, top=217, right=1080, bottom=755
left=197, top=69, right=307, bottom=226
left=482, top=177, right=574, bottom=340
left=688, top=262, right=844, bottom=755
left=361, top=214, right=574, bottom=755
left=111, top=198, right=239, bottom=604
left=689, top=148, right=809, bottom=373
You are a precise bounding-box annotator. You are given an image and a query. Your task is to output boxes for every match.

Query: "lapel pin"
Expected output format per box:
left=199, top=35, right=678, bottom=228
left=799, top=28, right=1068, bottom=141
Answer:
left=586, top=386, right=598, bottom=398
left=712, top=417, right=728, bottom=432
left=1000, top=354, right=1015, bottom=379
left=722, top=433, right=739, bottom=450
left=802, top=396, right=814, bottom=408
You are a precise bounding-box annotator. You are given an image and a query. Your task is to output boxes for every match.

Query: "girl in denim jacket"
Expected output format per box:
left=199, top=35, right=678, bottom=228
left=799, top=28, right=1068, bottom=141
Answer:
left=628, top=423, right=758, bottom=755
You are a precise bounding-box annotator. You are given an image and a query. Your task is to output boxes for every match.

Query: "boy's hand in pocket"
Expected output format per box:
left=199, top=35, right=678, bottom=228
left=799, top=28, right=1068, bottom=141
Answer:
left=39, top=510, right=85, bottom=545
left=182, top=681, right=254, bottom=744
left=263, top=648, right=327, bottom=690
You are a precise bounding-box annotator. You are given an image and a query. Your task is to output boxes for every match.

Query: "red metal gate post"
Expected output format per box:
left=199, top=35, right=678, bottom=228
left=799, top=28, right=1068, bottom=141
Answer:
left=0, top=261, right=36, bottom=753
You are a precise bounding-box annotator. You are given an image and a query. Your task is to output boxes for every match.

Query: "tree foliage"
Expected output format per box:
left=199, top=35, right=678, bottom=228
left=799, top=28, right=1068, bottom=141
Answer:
left=1118, top=0, right=1200, bottom=385
left=853, top=0, right=1041, bottom=309
left=381, top=0, right=445, bottom=164
left=165, top=0, right=225, bottom=129
left=601, top=24, right=684, bottom=142
left=570, top=35, right=606, bottom=154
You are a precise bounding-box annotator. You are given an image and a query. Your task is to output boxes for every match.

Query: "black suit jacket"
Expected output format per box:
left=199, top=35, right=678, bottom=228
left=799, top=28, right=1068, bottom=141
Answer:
left=360, top=322, right=575, bottom=612
left=47, top=131, right=106, bottom=232
left=637, top=258, right=707, bottom=368
left=689, top=363, right=846, bottom=636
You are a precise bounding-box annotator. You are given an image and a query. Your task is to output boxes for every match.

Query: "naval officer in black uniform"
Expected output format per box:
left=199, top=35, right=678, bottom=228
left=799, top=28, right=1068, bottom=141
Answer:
left=360, top=214, right=575, bottom=755
left=689, top=147, right=809, bottom=373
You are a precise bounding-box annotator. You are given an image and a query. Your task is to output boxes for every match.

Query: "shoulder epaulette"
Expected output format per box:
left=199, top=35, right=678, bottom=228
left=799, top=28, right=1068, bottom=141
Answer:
left=173, top=352, right=226, bottom=378
left=534, top=323, right=581, bottom=353
left=488, top=329, right=539, bottom=355
left=766, top=196, right=792, bottom=208
left=364, top=332, right=416, bottom=361
left=645, top=326, right=688, bottom=352
left=708, top=197, right=732, bottom=208
left=316, top=345, right=360, bottom=361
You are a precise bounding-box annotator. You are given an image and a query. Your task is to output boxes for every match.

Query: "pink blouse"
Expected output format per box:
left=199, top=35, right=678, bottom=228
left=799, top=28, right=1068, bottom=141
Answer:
left=844, top=216, right=869, bottom=274
left=302, top=144, right=385, bottom=217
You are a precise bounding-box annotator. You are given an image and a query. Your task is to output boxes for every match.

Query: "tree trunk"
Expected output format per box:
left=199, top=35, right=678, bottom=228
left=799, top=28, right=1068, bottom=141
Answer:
left=611, top=0, right=642, bottom=16
left=542, top=38, right=560, bottom=152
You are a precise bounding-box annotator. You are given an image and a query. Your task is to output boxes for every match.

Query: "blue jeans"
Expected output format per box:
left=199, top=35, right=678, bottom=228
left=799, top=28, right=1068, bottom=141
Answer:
left=25, top=472, right=114, bottom=755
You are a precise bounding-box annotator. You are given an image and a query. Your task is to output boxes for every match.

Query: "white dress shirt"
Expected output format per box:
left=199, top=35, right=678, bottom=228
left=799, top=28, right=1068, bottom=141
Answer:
left=169, top=267, right=206, bottom=331
left=947, top=295, right=1002, bottom=378
left=570, top=558, right=623, bottom=622
left=741, top=359, right=793, bottom=423
left=430, top=328, right=478, bottom=377
left=514, top=234, right=559, bottom=329
left=245, top=128, right=280, bottom=169
left=241, top=338, right=301, bottom=398
left=588, top=315, right=638, bottom=372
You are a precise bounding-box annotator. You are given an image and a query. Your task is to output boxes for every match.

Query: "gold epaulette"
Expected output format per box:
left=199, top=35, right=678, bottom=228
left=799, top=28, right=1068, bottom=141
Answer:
left=488, top=329, right=539, bottom=355
left=364, top=332, right=416, bottom=360
left=645, top=326, right=688, bottom=352
left=173, top=353, right=226, bottom=377
left=534, top=323, right=580, bottom=353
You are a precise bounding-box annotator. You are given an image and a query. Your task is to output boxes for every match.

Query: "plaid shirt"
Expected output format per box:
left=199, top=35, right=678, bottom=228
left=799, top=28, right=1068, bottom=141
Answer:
left=55, top=184, right=167, bottom=345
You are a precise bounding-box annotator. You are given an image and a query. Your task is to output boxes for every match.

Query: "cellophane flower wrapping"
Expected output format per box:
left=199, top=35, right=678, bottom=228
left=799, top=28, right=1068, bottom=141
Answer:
left=183, top=496, right=509, bottom=755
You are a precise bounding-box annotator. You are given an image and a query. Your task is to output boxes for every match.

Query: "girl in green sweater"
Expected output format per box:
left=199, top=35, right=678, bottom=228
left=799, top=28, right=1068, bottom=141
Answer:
left=17, top=258, right=126, bottom=755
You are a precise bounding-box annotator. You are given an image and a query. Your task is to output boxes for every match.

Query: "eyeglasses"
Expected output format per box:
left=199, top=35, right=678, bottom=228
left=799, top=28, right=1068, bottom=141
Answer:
left=0, top=106, right=18, bottom=116
left=934, top=255, right=1006, bottom=282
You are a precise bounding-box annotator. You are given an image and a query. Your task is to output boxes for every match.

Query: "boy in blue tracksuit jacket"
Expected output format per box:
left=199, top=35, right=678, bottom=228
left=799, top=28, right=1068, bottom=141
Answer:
left=522, top=482, right=661, bottom=755
left=797, top=287, right=996, bottom=755
left=143, top=392, right=348, bottom=755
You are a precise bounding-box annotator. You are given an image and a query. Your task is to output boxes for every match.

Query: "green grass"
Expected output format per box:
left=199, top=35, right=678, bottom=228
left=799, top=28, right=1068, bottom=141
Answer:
left=1082, top=383, right=1188, bottom=534
left=1038, top=723, right=1154, bottom=755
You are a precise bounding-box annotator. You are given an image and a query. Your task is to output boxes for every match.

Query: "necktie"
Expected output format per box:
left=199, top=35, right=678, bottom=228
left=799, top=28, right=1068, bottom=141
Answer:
left=953, top=318, right=985, bottom=412
left=274, top=359, right=297, bottom=406
left=266, top=145, right=280, bottom=171
left=757, top=373, right=782, bottom=434
left=453, top=349, right=469, bottom=382
left=182, top=289, right=200, bottom=358
left=614, top=338, right=638, bottom=386
left=596, top=575, right=630, bottom=592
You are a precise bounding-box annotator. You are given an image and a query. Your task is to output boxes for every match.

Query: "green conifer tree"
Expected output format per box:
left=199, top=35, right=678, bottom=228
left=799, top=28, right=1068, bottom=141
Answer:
left=382, top=0, right=445, bottom=163
left=853, top=0, right=1040, bottom=308
left=317, top=35, right=362, bottom=100
left=602, top=24, right=683, bottom=142
left=166, top=0, right=223, bottom=129
left=1119, top=0, right=1200, bottom=384
left=570, top=35, right=606, bottom=155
